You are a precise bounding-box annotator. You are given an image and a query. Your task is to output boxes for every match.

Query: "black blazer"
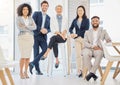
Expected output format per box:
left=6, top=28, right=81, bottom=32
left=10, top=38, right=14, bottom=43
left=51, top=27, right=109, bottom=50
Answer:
left=69, top=18, right=89, bottom=38
left=32, top=11, right=51, bottom=40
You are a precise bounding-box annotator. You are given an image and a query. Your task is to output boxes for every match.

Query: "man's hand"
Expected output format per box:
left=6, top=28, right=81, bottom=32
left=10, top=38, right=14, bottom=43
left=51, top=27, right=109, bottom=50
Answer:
left=70, top=34, right=78, bottom=38
left=40, top=28, right=48, bottom=34
left=55, top=31, right=60, bottom=35
left=93, top=46, right=101, bottom=50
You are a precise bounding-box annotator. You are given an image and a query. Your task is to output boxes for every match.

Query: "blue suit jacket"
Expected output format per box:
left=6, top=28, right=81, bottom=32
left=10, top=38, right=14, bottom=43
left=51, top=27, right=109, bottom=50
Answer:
left=32, top=11, right=50, bottom=40
left=69, top=18, right=89, bottom=38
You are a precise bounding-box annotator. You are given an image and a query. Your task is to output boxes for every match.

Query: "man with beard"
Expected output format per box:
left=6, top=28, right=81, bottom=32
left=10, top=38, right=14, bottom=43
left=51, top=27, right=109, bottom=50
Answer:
left=82, top=16, right=111, bottom=81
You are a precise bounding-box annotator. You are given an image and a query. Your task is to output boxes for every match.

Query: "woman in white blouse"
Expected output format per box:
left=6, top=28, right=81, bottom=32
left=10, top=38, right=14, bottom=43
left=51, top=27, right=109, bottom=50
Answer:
left=16, top=3, right=36, bottom=79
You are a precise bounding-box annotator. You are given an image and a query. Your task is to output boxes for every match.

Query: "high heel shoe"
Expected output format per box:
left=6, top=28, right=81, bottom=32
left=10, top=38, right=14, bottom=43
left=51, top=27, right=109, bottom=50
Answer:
left=78, top=73, right=82, bottom=78
left=55, top=61, right=60, bottom=68
left=20, top=73, right=25, bottom=79
left=24, top=72, right=29, bottom=78
left=78, top=70, right=83, bottom=78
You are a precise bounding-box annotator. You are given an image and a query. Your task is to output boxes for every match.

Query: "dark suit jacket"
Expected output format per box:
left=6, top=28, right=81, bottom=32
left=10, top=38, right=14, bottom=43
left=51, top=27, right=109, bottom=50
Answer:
left=32, top=11, right=50, bottom=40
left=69, top=18, right=89, bottom=38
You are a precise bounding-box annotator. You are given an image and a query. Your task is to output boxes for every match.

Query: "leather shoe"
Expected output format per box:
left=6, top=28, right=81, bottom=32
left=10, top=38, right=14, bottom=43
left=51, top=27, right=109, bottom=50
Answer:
left=86, top=72, right=98, bottom=81
left=29, top=62, right=34, bottom=74
left=36, top=71, right=43, bottom=75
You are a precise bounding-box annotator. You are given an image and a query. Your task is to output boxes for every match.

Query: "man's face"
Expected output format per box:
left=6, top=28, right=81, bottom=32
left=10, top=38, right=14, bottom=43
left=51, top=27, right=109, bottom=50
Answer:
left=41, top=3, right=49, bottom=13
left=55, top=6, right=62, bottom=15
left=91, top=18, right=100, bottom=28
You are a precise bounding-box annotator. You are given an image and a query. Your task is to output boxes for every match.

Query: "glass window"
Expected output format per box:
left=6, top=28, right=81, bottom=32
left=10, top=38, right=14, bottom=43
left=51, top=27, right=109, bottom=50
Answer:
left=99, top=0, right=104, bottom=3
left=90, top=0, right=98, bottom=4
left=0, top=0, right=14, bottom=61
left=90, top=0, right=104, bottom=4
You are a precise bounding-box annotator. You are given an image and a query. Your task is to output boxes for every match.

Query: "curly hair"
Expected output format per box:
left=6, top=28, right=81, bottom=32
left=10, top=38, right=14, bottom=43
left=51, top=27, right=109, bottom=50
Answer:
left=17, top=3, right=32, bottom=16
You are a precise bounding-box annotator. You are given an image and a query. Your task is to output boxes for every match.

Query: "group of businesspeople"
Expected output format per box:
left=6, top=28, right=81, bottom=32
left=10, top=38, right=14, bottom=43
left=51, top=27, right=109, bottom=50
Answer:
left=16, top=0, right=112, bottom=81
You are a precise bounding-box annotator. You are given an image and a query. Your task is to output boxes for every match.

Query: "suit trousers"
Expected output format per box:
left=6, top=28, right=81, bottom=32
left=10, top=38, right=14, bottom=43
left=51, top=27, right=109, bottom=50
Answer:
left=32, top=35, right=47, bottom=72
left=74, top=37, right=84, bottom=72
left=82, top=48, right=103, bottom=73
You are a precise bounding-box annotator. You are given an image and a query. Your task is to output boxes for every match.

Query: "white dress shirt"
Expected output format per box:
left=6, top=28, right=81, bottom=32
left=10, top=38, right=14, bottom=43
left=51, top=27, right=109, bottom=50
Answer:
left=93, top=29, right=98, bottom=46
left=41, top=12, right=46, bottom=28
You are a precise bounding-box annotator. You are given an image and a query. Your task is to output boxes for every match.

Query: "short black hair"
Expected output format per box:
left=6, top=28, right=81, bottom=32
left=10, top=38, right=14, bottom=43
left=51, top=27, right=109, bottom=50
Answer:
left=17, top=3, right=32, bottom=16
left=91, top=16, right=100, bottom=20
left=41, top=0, right=49, bottom=6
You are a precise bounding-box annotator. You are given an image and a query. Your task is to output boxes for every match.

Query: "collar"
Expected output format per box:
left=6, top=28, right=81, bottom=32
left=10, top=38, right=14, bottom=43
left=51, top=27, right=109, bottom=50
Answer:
left=56, top=14, right=62, bottom=19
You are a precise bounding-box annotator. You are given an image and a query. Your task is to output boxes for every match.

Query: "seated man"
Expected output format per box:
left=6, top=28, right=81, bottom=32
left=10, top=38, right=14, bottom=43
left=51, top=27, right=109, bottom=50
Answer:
left=82, top=16, right=111, bottom=81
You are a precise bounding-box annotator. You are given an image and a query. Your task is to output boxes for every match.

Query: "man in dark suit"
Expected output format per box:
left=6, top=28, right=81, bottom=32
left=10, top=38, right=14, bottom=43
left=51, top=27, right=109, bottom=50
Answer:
left=29, top=1, right=50, bottom=75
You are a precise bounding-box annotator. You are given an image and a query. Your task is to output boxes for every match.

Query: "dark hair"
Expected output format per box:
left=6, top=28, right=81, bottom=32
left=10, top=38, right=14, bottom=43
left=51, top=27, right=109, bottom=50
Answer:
left=91, top=16, right=100, bottom=20
left=17, top=3, right=32, bottom=16
left=76, top=5, right=87, bottom=19
left=41, top=0, right=49, bottom=6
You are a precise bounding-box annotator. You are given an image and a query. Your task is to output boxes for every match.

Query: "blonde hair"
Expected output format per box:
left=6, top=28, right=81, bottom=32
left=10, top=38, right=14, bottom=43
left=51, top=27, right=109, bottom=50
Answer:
left=55, top=5, right=62, bottom=9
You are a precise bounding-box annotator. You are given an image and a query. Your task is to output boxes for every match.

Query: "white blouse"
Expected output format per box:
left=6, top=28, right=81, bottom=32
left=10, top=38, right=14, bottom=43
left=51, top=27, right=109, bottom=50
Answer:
left=93, top=29, right=98, bottom=46
left=22, top=16, right=29, bottom=26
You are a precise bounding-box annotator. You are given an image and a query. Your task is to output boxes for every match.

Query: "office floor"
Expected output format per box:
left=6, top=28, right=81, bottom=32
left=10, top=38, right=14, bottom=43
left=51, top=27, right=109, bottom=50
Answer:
left=3, top=70, right=120, bottom=85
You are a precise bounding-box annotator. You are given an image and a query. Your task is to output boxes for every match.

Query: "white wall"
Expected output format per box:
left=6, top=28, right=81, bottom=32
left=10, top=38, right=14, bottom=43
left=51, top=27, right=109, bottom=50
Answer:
left=90, top=0, right=120, bottom=67
left=104, top=0, right=120, bottom=42
left=0, top=0, right=14, bottom=60
left=39, top=0, right=68, bottom=19
left=90, top=0, right=120, bottom=42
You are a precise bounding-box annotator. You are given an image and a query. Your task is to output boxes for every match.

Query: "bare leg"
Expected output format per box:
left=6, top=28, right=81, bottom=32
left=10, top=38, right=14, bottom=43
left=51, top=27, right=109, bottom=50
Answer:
left=43, top=48, right=51, bottom=57
left=20, top=58, right=25, bottom=79
left=56, top=57, right=59, bottom=64
left=24, top=58, right=30, bottom=78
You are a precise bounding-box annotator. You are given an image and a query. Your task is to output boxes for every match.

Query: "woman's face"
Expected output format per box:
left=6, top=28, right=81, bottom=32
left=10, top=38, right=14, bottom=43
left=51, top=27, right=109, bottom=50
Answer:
left=22, top=7, right=29, bottom=16
left=77, top=7, right=84, bottom=18
left=55, top=6, right=62, bottom=15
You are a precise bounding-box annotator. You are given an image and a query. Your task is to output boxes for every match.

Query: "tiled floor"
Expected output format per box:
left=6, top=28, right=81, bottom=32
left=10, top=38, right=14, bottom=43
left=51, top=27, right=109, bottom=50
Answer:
left=4, top=70, right=120, bottom=85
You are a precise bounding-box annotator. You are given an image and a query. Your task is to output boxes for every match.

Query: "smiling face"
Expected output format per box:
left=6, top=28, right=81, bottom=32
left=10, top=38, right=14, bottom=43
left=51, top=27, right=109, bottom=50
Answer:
left=41, top=3, right=49, bottom=13
left=22, top=7, right=29, bottom=16
left=77, top=7, right=84, bottom=18
left=91, top=18, right=100, bottom=29
left=55, top=5, right=62, bottom=15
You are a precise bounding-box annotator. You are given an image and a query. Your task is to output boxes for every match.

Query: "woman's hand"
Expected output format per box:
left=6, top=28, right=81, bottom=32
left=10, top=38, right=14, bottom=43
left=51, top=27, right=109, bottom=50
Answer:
left=19, top=23, right=27, bottom=28
left=70, top=34, right=78, bottom=38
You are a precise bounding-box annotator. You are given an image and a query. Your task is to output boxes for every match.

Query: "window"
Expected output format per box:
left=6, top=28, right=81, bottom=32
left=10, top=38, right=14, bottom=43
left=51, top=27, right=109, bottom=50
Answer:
left=90, top=0, right=104, bottom=4
left=90, top=0, right=98, bottom=4
left=0, top=0, right=14, bottom=60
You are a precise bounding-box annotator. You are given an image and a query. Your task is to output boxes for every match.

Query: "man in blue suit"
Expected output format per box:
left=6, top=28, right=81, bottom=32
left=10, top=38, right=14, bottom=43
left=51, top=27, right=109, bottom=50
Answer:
left=29, top=1, right=50, bottom=75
